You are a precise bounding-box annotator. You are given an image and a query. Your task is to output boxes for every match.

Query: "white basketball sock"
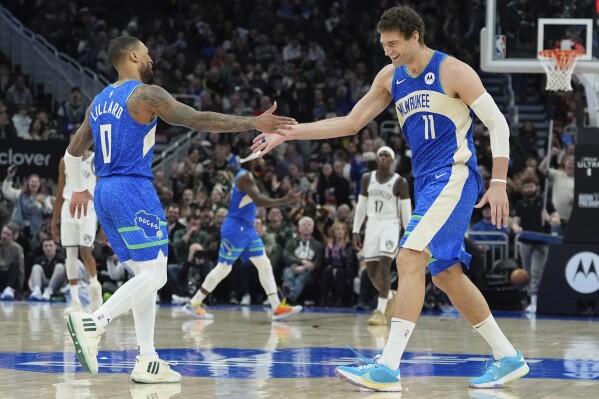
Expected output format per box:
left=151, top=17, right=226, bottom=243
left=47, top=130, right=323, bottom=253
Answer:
left=190, top=290, right=207, bottom=306
left=69, top=284, right=80, bottom=304
left=376, top=297, right=388, bottom=314
left=473, top=314, right=518, bottom=359
left=133, top=291, right=157, bottom=357
left=378, top=318, right=415, bottom=371
left=250, top=255, right=281, bottom=309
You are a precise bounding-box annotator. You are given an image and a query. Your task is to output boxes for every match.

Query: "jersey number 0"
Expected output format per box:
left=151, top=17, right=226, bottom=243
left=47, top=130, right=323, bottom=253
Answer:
left=100, top=124, right=112, bottom=163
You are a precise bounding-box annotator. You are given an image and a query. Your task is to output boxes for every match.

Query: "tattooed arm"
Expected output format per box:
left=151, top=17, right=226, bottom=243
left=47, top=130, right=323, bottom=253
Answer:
left=66, top=106, right=94, bottom=157
left=129, top=84, right=294, bottom=133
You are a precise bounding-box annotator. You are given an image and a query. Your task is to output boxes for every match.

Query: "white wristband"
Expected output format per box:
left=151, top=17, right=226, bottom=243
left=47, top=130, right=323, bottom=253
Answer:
left=63, top=150, right=87, bottom=192
left=490, top=178, right=507, bottom=184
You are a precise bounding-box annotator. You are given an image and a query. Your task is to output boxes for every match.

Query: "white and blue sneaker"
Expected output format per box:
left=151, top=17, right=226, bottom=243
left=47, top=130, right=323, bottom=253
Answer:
left=335, top=362, right=402, bottom=392
left=469, top=350, right=529, bottom=388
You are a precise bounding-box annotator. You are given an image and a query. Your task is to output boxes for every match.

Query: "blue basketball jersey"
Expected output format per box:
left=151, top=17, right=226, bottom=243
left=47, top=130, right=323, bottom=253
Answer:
left=227, top=168, right=256, bottom=223
left=391, top=51, right=479, bottom=178
left=89, top=80, right=157, bottom=180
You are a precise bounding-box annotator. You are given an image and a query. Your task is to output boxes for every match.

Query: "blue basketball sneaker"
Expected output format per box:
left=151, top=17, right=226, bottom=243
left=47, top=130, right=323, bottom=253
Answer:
left=469, top=350, right=529, bottom=388
left=335, top=362, right=402, bottom=392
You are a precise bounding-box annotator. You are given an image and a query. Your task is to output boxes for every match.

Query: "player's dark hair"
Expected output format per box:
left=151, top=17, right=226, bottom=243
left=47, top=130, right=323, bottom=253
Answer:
left=107, top=36, right=142, bottom=66
left=377, top=5, right=425, bottom=45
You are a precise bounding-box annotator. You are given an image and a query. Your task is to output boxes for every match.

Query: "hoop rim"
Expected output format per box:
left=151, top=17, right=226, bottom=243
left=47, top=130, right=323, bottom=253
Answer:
left=538, top=49, right=585, bottom=59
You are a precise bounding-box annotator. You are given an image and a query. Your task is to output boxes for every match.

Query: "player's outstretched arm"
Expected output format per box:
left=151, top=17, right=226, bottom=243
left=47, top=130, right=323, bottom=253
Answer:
left=133, top=84, right=295, bottom=133
left=252, top=65, right=394, bottom=156
left=237, top=173, right=301, bottom=208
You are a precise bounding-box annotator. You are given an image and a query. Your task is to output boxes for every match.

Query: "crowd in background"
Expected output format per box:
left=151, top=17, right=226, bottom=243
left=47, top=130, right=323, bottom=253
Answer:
left=0, top=0, right=578, bottom=310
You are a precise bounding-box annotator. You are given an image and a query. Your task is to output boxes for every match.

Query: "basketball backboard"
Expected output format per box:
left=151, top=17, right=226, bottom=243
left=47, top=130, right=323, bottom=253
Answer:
left=480, top=0, right=599, bottom=73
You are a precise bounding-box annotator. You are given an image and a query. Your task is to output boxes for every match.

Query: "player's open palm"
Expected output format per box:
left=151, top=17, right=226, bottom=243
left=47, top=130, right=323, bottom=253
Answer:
left=251, top=132, right=287, bottom=156
left=254, top=101, right=296, bottom=133
left=475, top=184, right=509, bottom=228
left=69, top=190, right=94, bottom=219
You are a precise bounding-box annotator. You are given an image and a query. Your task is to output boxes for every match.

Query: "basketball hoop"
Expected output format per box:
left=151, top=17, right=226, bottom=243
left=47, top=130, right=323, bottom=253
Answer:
left=538, top=49, right=584, bottom=91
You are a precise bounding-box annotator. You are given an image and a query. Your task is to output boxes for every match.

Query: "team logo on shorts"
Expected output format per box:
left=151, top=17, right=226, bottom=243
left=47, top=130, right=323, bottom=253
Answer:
left=385, top=240, right=395, bottom=250
left=83, top=234, right=92, bottom=245
left=135, top=210, right=162, bottom=238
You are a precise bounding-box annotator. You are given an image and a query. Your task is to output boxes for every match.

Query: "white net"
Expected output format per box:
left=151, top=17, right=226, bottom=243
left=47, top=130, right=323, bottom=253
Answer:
left=538, top=50, right=583, bottom=91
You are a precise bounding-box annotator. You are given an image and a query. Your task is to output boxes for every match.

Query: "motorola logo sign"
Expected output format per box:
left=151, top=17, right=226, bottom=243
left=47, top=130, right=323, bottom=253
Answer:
left=565, top=252, right=599, bottom=294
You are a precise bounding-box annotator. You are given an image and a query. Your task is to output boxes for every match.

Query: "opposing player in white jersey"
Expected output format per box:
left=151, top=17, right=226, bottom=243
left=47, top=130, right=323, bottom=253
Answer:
left=64, top=35, right=294, bottom=383
left=353, top=146, right=410, bottom=326
left=253, top=5, right=528, bottom=392
left=52, top=148, right=103, bottom=315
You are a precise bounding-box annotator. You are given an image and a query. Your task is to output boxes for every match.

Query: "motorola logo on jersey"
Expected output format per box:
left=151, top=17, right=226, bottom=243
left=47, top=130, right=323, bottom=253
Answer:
left=565, top=251, right=599, bottom=294
left=425, top=72, right=435, bottom=85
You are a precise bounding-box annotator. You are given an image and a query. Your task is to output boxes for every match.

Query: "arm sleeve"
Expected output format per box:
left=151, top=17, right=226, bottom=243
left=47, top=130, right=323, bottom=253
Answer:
left=63, top=150, right=87, bottom=192
left=352, top=195, right=367, bottom=234
left=399, top=199, right=412, bottom=230
left=470, top=92, right=510, bottom=158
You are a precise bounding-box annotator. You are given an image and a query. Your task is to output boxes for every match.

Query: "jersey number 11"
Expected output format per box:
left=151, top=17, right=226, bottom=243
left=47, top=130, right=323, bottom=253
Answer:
left=422, top=115, right=436, bottom=139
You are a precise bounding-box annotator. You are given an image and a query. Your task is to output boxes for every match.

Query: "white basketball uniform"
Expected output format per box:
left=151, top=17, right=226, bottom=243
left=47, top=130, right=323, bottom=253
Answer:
left=61, top=153, right=98, bottom=247
left=363, top=172, right=401, bottom=261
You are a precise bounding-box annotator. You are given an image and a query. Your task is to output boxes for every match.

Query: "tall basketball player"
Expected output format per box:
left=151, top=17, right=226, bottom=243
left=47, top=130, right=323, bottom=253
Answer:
left=252, top=5, right=529, bottom=392
left=185, top=149, right=303, bottom=321
left=64, top=36, right=295, bottom=383
left=353, top=145, right=410, bottom=326
left=52, top=143, right=102, bottom=316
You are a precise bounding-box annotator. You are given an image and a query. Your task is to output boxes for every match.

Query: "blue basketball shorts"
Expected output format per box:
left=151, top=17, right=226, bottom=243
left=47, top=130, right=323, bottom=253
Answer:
left=217, top=217, right=265, bottom=265
left=400, top=164, right=482, bottom=275
left=94, top=176, right=168, bottom=262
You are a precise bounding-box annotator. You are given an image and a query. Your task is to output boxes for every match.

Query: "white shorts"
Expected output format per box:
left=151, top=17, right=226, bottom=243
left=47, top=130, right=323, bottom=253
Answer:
left=60, top=200, right=97, bottom=248
left=363, top=218, right=401, bottom=261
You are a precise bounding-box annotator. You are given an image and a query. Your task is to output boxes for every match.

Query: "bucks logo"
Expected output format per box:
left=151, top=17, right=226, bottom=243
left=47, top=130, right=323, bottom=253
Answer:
left=135, top=211, right=161, bottom=238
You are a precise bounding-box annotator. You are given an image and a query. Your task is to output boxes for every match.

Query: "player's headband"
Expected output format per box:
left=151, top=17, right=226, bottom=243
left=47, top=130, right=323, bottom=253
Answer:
left=377, top=146, right=395, bottom=160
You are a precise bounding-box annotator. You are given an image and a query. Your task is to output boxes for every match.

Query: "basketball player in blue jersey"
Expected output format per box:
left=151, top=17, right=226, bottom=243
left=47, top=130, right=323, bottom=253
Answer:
left=63, top=36, right=295, bottom=383
left=252, top=5, right=528, bottom=392
left=185, top=149, right=303, bottom=321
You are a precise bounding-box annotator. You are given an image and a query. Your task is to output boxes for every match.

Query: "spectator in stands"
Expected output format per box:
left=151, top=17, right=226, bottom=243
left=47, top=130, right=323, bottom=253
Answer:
left=165, top=204, right=185, bottom=242
left=539, top=147, right=574, bottom=232
left=282, top=216, right=323, bottom=305
left=178, top=188, right=195, bottom=221
left=316, top=163, right=351, bottom=207
left=2, top=165, right=52, bottom=240
left=28, top=237, right=66, bottom=301
left=0, top=103, right=17, bottom=139
left=266, top=207, right=293, bottom=248
left=173, top=214, right=208, bottom=264
left=153, top=171, right=174, bottom=206
left=56, top=87, right=86, bottom=138
left=25, top=117, right=47, bottom=140
left=515, top=120, right=539, bottom=159
left=6, top=75, right=33, bottom=109
left=511, top=174, right=561, bottom=314
left=0, top=222, right=24, bottom=300
left=320, top=222, right=357, bottom=307
left=11, top=105, right=32, bottom=139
